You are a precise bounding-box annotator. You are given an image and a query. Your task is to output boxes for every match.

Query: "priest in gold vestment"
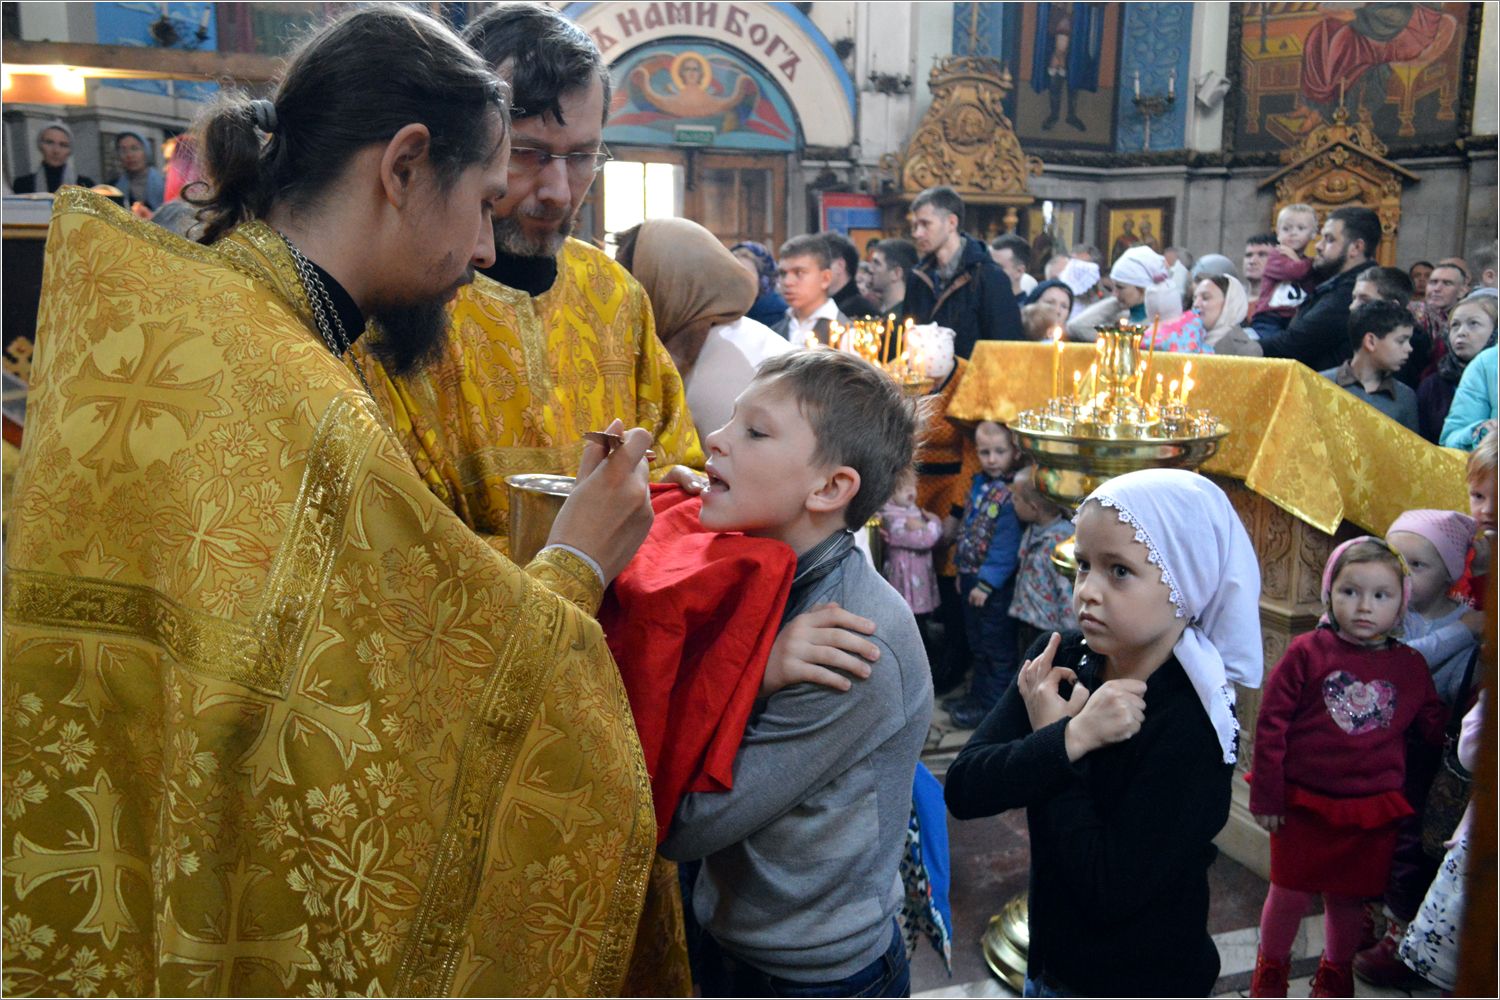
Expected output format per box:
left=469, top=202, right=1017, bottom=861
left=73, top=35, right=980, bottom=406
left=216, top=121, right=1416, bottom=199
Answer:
left=349, top=5, right=704, bottom=558
left=354, top=239, right=703, bottom=553
left=3, top=8, right=664, bottom=996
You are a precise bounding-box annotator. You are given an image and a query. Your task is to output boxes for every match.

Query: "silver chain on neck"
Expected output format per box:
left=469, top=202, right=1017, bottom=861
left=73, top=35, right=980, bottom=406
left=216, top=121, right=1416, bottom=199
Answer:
left=281, top=234, right=375, bottom=398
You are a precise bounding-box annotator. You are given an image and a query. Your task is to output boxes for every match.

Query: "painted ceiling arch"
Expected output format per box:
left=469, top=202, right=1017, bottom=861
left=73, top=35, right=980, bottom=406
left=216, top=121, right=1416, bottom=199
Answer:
left=563, top=1, right=857, bottom=149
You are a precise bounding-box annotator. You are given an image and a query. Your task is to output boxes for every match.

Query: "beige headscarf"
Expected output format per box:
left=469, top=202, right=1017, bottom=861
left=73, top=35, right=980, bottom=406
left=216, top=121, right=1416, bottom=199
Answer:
left=1200, top=275, right=1262, bottom=356
left=630, top=218, right=756, bottom=374
left=1201, top=275, right=1249, bottom=344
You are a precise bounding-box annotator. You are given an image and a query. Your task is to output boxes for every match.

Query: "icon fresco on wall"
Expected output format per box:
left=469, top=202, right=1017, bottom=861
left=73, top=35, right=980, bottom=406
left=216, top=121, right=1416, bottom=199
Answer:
left=1230, top=2, right=1478, bottom=154
left=1009, top=3, right=1124, bottom=151
left=1099, top=199, right=1173, bottom=269
left=607, top=42, right=798, bottom=152
left=93, top=2, right=219, bottom=101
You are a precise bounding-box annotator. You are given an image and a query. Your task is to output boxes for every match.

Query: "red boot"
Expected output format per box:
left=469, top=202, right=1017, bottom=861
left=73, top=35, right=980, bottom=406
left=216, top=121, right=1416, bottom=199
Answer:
left=1353, top=924, right=1420, bottom=987
left=1250, top=950, right=1291, bottom=998
left=1310, top=956, right=1355, bottom=997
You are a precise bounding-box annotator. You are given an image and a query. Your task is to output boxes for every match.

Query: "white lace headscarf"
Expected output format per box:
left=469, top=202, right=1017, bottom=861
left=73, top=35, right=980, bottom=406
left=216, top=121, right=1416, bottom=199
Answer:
left=1082, top=469, right=1264, bottom=764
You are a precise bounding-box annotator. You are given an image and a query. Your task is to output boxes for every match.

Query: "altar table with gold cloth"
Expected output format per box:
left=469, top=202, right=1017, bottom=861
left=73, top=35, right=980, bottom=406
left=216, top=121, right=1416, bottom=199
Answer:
left=949, top=343, right=1468, bottom=535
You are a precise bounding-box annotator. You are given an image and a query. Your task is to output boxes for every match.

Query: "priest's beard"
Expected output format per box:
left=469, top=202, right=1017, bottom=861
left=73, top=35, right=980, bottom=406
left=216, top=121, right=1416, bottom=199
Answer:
left=494, top=208, right=574, bottom=258
left=365, top=297, right=453, bottom=378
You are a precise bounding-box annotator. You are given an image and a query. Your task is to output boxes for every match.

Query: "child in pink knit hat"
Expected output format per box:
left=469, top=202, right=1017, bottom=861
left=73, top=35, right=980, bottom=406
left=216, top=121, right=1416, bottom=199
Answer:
left=1387, top=509, right=1483, bottom=707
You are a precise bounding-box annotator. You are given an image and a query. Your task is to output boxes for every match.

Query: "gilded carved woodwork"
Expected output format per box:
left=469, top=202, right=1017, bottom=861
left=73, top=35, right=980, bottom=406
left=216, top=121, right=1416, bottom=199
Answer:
left=1259, top=104, right=1419, bottom=267
left=883, top=55, right=1042, bottom=231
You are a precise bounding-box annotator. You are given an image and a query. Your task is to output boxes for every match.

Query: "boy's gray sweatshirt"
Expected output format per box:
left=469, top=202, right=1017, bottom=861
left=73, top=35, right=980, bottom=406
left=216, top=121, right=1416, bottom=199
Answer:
left=660, top=545, right=934, bottom=981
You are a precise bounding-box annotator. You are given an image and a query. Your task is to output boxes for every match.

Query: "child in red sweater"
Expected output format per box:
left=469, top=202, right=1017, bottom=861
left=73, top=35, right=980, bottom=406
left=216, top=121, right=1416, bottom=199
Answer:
left=1249, top=538, right=1446, bottom=997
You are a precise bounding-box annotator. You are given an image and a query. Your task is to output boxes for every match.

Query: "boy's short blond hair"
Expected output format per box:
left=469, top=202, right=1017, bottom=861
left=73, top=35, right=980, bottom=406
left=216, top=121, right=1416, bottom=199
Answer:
left=752, top=350, right=917, bottom=529
left=1278, top=203, right=1317, bottom=225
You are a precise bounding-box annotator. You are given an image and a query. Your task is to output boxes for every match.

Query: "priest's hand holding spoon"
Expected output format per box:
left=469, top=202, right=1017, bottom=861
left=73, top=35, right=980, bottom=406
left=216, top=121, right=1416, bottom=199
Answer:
left=548, top=419, right=654, bottom=584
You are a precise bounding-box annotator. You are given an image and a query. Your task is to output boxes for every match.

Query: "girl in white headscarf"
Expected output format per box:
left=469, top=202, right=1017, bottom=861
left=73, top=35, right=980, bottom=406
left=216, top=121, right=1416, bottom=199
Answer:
left=945, top=469, right=1262, bottom=997
left=1068, top=245, right=1182, bottom=342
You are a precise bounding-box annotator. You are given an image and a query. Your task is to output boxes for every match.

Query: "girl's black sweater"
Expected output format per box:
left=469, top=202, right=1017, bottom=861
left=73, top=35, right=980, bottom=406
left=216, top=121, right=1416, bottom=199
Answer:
left=944, top=633, right=1233, bottom=997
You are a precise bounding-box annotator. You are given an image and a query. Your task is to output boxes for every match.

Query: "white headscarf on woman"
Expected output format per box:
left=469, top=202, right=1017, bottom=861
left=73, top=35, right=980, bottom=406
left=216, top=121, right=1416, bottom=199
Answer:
left=1111, top=245, right=1182, bottom=323
left=1082, top=469, right=1264, bottom=764
left=1201, top=274, right=1250, bottom=349
left=31, top=121, right=78, bottom=189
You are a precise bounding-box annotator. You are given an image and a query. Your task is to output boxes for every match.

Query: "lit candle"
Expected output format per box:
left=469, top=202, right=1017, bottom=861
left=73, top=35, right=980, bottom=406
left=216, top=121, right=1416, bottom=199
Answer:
left=1168, top=67, right=1176, bottom=99
left=1181, top=375, right=1194, bottom=407
left=1072, top=369, right=1082, bottom=403
left=1086, top=362, right=1098, bottom=403
left=1154, top=372, right=1164, bottom=405
left=1180, top=361, right=1193, bottom=404
left=1168, top=378, right=1180, bottom=405
left=881, top=315, right=893, bottom=363
left=1133, top=67, right=1141, bottom=99
left=1051, top=327, right=1064, bottom=400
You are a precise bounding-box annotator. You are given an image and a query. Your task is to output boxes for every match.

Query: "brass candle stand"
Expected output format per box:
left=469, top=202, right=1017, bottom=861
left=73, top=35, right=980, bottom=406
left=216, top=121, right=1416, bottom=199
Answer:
left=981, top=324, right=1228, bottom=989
left=1014, top=323, right=1228, bottom=575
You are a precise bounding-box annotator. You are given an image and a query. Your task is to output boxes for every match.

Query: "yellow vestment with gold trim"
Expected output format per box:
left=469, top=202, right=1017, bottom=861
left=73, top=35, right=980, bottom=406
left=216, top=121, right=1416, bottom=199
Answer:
left=353, top=239, right=704, bottom=555
left=352, top=241, right=696, bottom=994
left=2, top=190, right=656, bottom=997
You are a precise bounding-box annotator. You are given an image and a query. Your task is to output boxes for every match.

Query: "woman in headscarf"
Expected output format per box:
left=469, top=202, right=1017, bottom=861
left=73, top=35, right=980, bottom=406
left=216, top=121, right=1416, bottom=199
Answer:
left=12, top=122, right=94, bottom=194
left=619, top=220, right=793, bottom=441
left=1025, top=278, right=1075, bottom=330
left=945, top=468, right=1263, bottom=997
left=730, top=240, right=790, bottom=329
left=1192, top=274, right=1263, bottom=357
left=1067, top=245, right=1183, bottom=342
left=110, top=130, right=166, bottom=211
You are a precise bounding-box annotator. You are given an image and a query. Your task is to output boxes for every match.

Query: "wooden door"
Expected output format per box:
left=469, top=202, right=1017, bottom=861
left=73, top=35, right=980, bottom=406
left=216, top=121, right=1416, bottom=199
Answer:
left=586, top=148, right=787, bottom=254
left=690, top=152, right=786, bottom=251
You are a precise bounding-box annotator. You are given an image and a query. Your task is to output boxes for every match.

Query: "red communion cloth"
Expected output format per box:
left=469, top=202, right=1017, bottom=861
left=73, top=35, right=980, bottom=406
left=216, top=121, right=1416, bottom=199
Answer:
left=598, top=485, right=796, bottom=842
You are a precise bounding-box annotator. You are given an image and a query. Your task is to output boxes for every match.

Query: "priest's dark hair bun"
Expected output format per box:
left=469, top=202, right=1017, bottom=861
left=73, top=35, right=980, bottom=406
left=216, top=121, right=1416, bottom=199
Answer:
left=192, top=3, right=509, bottom=244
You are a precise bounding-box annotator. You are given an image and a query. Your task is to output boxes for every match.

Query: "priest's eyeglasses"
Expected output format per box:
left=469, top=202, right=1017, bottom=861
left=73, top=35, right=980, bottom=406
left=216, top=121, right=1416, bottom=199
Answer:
left=508, top=144, right=613, bottom=179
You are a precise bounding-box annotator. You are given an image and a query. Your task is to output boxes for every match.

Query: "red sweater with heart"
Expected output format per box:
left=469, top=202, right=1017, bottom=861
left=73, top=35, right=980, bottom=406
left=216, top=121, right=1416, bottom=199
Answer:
left=1250, top=626, right=1446, bottom=816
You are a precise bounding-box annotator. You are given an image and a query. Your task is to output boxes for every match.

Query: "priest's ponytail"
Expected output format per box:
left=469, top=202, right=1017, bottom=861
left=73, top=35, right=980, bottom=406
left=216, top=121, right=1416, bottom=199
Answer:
left=193, top=95, right=273, bottom=244
left=189, top=3, right=509, bottom=246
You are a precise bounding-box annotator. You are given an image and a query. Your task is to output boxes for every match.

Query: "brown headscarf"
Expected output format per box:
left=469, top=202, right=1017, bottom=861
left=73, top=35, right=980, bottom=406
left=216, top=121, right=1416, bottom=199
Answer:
left=629, top=218, right=756, bottom=376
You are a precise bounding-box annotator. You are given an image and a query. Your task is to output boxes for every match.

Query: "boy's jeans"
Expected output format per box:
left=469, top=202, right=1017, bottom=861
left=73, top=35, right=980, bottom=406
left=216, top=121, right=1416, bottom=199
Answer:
left=697, top=920, right=910, bottom=998
left=958, top=573, right=1018, bottom=709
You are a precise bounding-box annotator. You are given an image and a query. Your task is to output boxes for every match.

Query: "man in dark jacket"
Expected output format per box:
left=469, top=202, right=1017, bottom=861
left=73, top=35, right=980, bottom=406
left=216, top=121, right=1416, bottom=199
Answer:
left=903, top=186, right=1023, bottom=358
left=824, top=231, right=881, bottom=319
left=1260, top=206, right=1380, bottom=372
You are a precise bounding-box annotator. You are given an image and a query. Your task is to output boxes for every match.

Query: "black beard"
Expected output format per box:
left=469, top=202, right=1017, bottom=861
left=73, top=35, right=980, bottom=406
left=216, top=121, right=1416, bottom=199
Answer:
left=494, top=212, right=571, bottom=258
left=1311, top=252, right=1344, bottom=280
left=364, top=298, right=452, bottom=378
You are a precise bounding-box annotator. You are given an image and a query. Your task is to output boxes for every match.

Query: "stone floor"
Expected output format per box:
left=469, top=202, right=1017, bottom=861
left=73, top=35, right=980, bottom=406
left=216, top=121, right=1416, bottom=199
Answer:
left=909, top=711, right=1442, bottom=999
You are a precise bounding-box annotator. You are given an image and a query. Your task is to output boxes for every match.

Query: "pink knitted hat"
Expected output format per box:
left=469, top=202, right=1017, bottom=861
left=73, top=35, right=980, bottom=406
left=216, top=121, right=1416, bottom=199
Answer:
left=1319, top=536, right=1412, bottom=638
left=1388, top=509, right=1477, bottom=583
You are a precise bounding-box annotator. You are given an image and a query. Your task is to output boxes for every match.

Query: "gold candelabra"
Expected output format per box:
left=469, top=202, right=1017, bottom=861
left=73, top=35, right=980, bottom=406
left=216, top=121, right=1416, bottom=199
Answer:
left=1014, top=323, right=1228, bottom=515
left=806, top=314, right=934, bottom=396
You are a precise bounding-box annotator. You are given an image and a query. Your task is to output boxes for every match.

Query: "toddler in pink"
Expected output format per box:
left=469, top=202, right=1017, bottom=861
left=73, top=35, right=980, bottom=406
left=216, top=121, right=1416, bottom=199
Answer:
left=879, top=468, right=942, bottom=616
left=1248, top=537, right=1445, bottom=997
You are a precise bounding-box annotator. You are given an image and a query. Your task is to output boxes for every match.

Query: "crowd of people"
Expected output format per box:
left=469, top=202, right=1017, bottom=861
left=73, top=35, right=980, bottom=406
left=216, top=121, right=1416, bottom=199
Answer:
left=2, top=3, right=1495, bottom=998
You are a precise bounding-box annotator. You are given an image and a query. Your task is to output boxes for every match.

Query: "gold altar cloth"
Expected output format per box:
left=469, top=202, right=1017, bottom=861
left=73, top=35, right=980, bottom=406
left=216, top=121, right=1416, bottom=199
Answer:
left=950, top=343, right=1469, bottom=535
